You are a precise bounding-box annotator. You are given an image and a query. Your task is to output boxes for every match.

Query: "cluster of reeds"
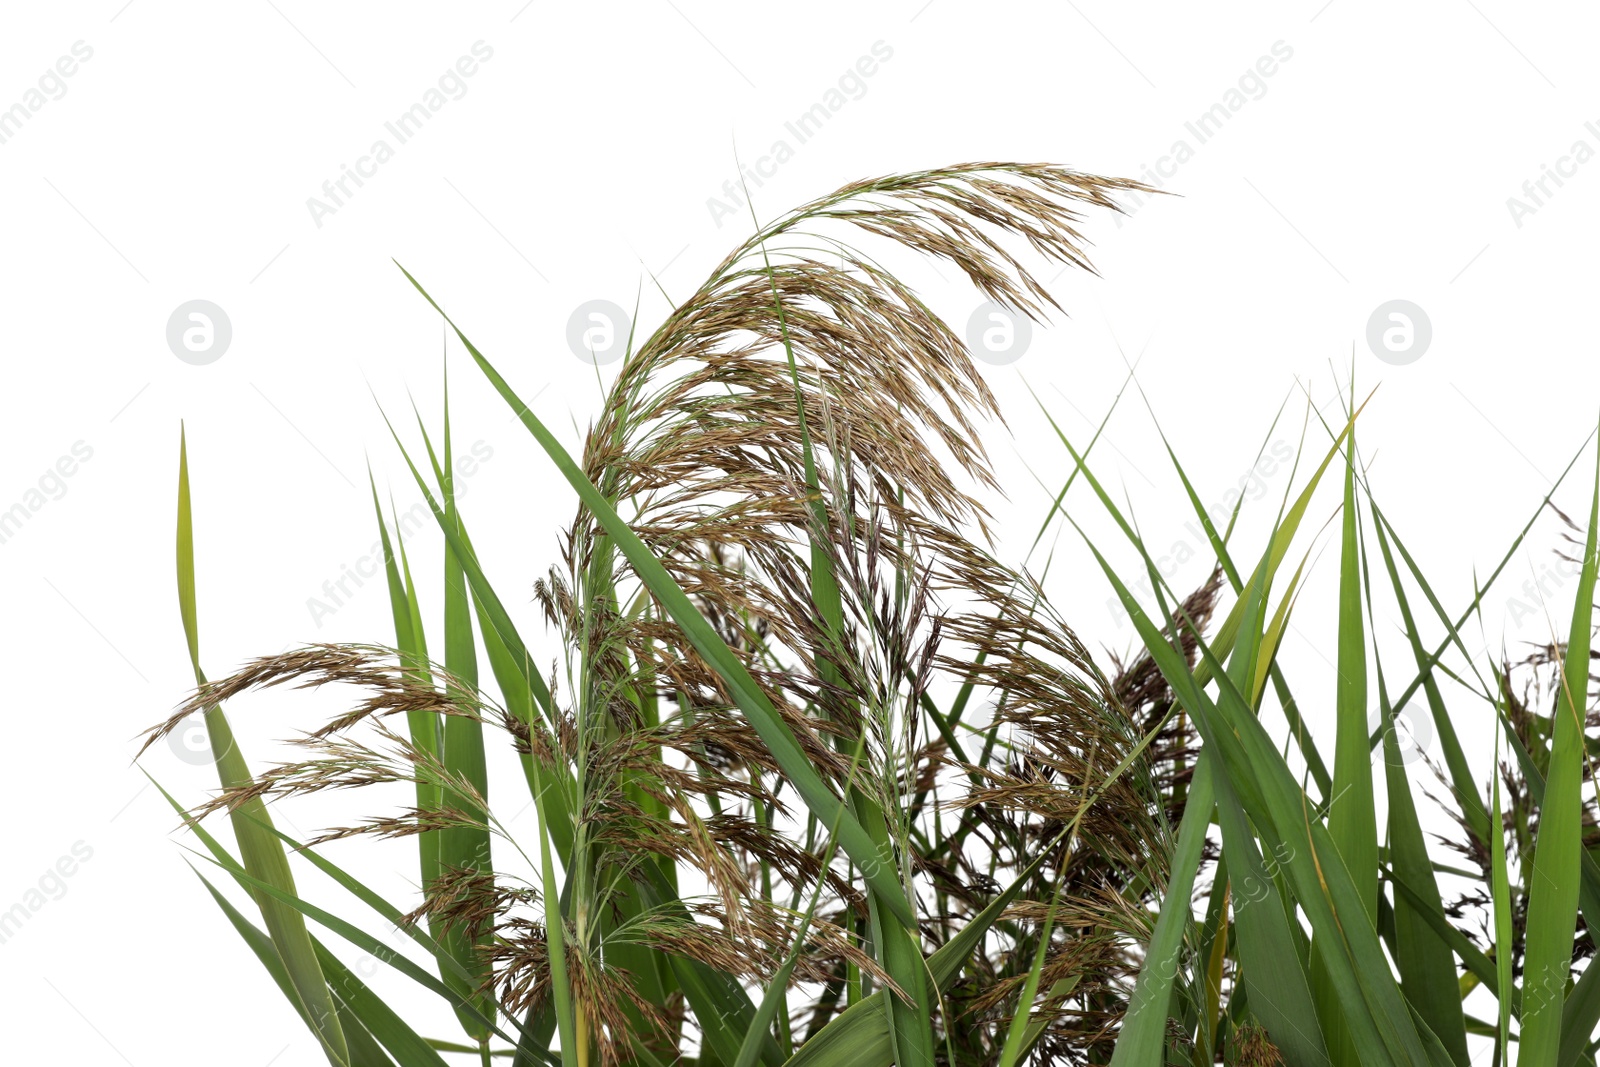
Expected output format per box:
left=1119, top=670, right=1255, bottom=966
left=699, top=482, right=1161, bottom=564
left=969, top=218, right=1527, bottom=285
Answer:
left=145, top=163, right=1600, bottom=1067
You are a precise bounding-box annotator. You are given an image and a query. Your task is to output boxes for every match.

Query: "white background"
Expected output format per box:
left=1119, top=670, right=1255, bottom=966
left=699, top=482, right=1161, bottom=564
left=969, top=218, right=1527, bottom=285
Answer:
left=2, top=1, right=1597, bottom=1063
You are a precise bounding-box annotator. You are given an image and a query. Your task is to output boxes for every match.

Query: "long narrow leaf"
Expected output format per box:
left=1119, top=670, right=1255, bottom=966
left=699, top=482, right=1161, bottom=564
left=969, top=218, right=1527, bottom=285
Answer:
left=176, top=427, right=349, bottom=1066
left=1519, top=440, right=1600, bottom=1067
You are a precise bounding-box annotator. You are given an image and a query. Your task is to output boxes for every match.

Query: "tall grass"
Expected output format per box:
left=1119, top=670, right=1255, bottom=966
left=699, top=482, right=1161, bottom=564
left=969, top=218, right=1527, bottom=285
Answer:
left=1073, top=398, right=1600, bottom=1067
left=143, top=163, right=1600, bottom=1067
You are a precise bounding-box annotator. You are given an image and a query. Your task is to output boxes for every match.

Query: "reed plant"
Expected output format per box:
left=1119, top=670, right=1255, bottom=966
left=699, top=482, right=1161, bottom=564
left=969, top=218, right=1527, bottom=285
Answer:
left=143, top=162, right=1600, bottom=1067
